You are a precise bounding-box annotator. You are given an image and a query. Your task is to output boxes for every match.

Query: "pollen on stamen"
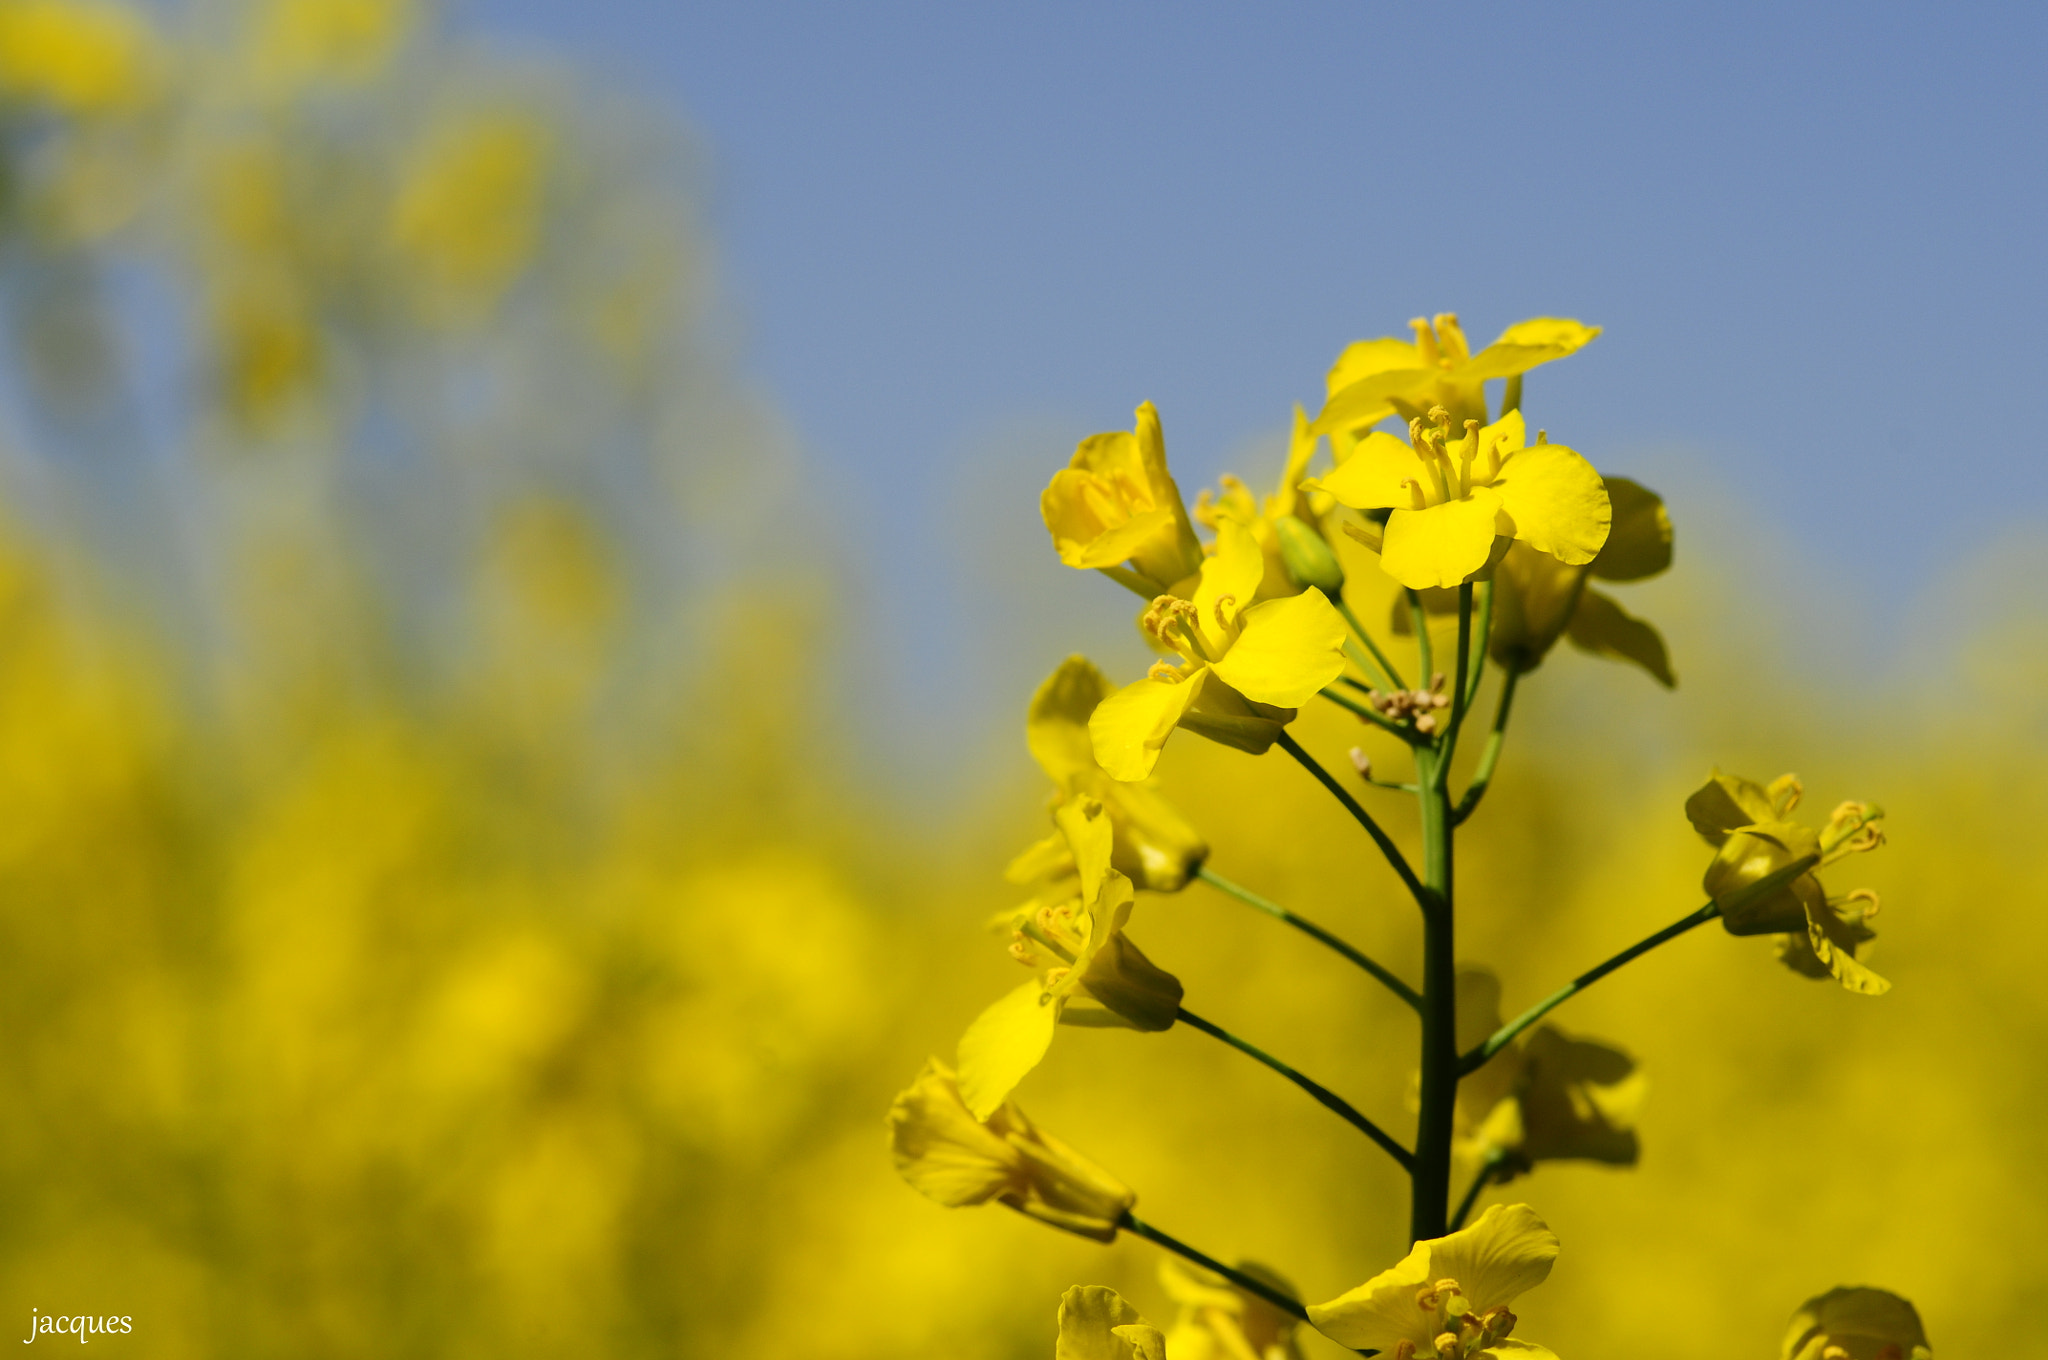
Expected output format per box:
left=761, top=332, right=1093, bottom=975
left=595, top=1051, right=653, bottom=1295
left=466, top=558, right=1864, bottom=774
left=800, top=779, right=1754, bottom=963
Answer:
left=1147, top=659, right=1187, bottom=683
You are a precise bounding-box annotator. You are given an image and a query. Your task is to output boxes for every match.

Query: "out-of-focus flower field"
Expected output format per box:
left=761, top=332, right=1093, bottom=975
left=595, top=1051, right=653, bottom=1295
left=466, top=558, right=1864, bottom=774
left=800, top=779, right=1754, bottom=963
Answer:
left=0, top=3, right=2043, bottom=1356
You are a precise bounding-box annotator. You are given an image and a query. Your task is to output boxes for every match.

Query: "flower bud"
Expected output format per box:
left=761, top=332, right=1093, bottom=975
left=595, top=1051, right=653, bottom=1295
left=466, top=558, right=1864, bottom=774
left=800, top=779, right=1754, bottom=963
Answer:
left=1273, top=514, right=1346, bottom=593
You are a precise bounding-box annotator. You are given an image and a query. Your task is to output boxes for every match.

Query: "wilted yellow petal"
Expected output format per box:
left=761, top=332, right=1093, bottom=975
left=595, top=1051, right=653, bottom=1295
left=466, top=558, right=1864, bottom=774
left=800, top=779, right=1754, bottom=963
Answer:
left=1590, top=477, right=1673, bottom=581
left=1566, top=588, right=1674, bottom=687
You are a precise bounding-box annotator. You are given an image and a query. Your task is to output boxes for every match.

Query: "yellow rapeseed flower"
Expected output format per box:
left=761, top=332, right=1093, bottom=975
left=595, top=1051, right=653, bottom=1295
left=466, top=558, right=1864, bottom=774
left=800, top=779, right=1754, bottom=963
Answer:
left=961, top=797, right=1182, bottom=1117
left=1315, top=314, right=1601, bottom=449
left=1057, top=1285, right=1169, bottom=1360
left=1308, top=1203, right=1561, bottom=1359
left=1014, top=656, right=1208, bottom=893
left=887, top=1059, right=1135, bottom=1243
left=1451, top=968, right=1643, bottom=1183
left=1160, top=1258, right=1306, bottom=1360
left=1306, top=409, right=1610, bottom=591
left=0, top=0, right=155, bottom=115
left=1193, top=406, right=1344, bottom=603
left=1396, top=478, right=1675, bottom=685
left=1089, top=516, right=1346, bottom=781
left=1043, top=402, right=1209, bottom=598
left=1686, top=771, right=1890, bottom=994
left=1782, top=1287, right=1931, bottom=1360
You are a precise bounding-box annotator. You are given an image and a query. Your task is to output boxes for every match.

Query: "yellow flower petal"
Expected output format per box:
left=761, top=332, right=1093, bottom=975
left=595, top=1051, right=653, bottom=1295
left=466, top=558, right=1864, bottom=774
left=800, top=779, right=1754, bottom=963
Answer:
left=1783, top=1287, right=1929, bottom=1360
left=1307, top=1238, right=1437, bottom=1352
left=1487, top=542, right=1588, bottom=669
left=957, top=980, right=1060, bottom=1119
left=1027, top=656, right=1114, bottom=785
left=887, top=1058, right=1022, bottom=1206
left=1381, top=489, right=1505, bottom=590
left=1566, top=587, right=1675, bottom=686
left=1589, top=477, right=1673, bottom=581
left=1302, top=430, right=1423, bottom=510
left=1684, top=770, right=1781, bottom=844
left=1090, top=670, right=1208, bottom=782
left=1459, top=317, right=1603, bottom=381
left=1423, top=1203, right=1561, bottom=1312
left=1207, top=588, right=1346, bottom=708
left=1058, top=1286, right=1168, bottom=1360
left=1194, top=516, right=1266, bottom=653
left=1492, top=441, right=1610, bottom=566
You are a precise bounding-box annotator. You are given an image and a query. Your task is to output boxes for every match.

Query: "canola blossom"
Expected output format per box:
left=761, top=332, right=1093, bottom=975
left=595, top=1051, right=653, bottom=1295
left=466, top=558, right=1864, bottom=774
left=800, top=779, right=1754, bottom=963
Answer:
left=896, top=306, right=1923, bottom=1360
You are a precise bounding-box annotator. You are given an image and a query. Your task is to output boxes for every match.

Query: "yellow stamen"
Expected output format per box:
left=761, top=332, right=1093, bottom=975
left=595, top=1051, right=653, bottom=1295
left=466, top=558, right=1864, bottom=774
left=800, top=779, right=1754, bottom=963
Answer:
left=1212, top=593, right=1238, bottom=632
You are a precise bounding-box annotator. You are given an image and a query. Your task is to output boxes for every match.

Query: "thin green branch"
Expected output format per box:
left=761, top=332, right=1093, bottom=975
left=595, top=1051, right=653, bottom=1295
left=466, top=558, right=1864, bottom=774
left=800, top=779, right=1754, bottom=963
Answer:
left=1463, top=580, right=1494, bottom=712
left=1317, top=685, right=1419, bottom=744
left=1119, top=1212, right=1315, bottom=1328
left=1276, top=731, right=1430, bottom=910
left=1178, top=1006, right=1415, bottom=1173
left=1440, top=583, right=1475, bottom=773
left=1337, top=598, right=1405, bottom=691
left=1450, top=1150, right=1507, bottom=1231
left=1198, top=867, right=1422, bottom=1011
left=1407, top=589, right=1434, bottom=689
left=1450, top=663, right=1521, bottom=827
left=1457, top=856, right=1819, bottom=1075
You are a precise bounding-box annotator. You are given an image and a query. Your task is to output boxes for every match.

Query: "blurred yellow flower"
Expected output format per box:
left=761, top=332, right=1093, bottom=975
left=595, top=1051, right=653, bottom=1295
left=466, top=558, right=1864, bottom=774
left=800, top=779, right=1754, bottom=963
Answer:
left=1315, top=314, right=1601, bottom=447
left=963, top=797, right=1181, bottom=1117
left=1160, top=1258, right=1306, bottom=1360
left=1014, top=656, right=1208, bottom=893
left=1397, top=478, right=1675, bottom=685
left=1058, top=1285, right=1169, bottom=1360
left=1090, top=517, right=1346, bottom=780
left=1307, top=1203, right=1560, bottom=1359
left=1451, top=968, right=1643, bottom=1183
left=1306, top=409, right=1610, bottom=591
left=390, top=111, right=551, bottom=322
left=0, top=0, right=154, bottom=114
left=1042, top=402, right=1209, bottom=598
left=887, top=1059, right=1135, bottom=1243
left=1686, top=771, right=1890, bottom=994
left=1782, top=1286, right=1931, bottom=1360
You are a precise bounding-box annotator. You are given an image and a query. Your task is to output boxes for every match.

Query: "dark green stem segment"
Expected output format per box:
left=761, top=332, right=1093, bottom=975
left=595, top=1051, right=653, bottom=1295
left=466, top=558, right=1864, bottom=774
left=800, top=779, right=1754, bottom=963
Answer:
left=1198, top=867, right=1422, bottom=1012
left=1178, top=1006, right=1415, bottom=1173
left=1459, top=855, right=1821, bottom=1073
left=1119, top=1211, right=1313, bottom=1326
left=1450, top=1150, right=1507, bottom=1232
left=1451, top=663, right=1520, bottom=827
left=1463, top=581, right=1494, bottom=712
left=1408, top=750, right=1457, bottom=1243
left=1276, top=731, right=1428, bottom=910
left=1408, top=589, right=1434, bottom=686
left=1442, top=584, right=1475, bottom=765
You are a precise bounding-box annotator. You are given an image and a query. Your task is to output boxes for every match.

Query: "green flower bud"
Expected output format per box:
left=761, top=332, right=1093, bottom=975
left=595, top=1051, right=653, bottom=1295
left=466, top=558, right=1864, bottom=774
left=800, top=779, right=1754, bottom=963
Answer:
left=1274, top=515, right=1345, bottom=593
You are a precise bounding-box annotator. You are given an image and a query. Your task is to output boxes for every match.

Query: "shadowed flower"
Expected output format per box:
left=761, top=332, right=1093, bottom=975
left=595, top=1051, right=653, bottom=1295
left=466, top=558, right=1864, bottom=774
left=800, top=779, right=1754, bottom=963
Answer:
left=1308, top=1203, right=1561, bottom=1359
left=1306, top=409, right=1609, bottom=591
left=1451, top=968, right=1643, bottom=1184
left=1782, top=1287, right=1930, bottom=1360
left=1314, top=314, right=1601, bottom=449
left=1014, top=656, right=1208, bottom=893
left=961, top=797, right=1182, bottom=1117
left=1089, top=515, right=1346, bottom=780
left=1160, top=1258, right=1306, bottom=1360
left=1686, top=771, right=1890, bottom=993
left=1395, top=478, right=1674, bottom=686
left=1058, top=1285, right=1169, bottom=1360
left=1043, top=402, right=1209, bottom=599
left=888, top=1059, right=1135, bottom=1243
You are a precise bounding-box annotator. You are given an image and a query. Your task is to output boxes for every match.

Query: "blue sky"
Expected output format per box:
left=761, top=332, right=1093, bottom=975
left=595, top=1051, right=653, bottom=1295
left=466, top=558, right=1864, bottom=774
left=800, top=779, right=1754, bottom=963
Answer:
left=452, top=0, right=2048, bottom=783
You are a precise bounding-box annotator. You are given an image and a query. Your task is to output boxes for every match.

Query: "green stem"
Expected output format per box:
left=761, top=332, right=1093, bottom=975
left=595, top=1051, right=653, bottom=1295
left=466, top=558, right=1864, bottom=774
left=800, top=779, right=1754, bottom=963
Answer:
left=1338, top=598, right=1405, bottom=690
left=1101, top=564, right=1156, bottom=598
left=1119, top=1212, right=1313, bottom=1327
left=1464, top=581, right=1493, bottom=712
left=1198, top=866, right=1423, bottom=1012
left=1449, top=1150, right=1507, bottom=1231
left=1501, top=373, right=1523, bottom=418
left=1407, top=589, right=1434, bottom=688
left=1451, top=663, right=1520, bottom=827
left=1454, top=856, right=1822, bottom=1075
left=1276, top=731, right=1428, bottom=910
left=1178, top=1006, right=1414, bottom=1172
left=1409, top=748, right=1457, bottom=1243
left=1440, top=584, right=1474, bottom=774
left=1318, top=685, right=1420, bottom=744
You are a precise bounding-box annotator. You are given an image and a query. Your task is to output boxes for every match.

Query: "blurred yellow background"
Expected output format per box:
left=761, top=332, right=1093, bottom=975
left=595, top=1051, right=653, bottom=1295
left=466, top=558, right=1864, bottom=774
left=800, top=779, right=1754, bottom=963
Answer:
left=0, top=2, right=2037, bottom=1356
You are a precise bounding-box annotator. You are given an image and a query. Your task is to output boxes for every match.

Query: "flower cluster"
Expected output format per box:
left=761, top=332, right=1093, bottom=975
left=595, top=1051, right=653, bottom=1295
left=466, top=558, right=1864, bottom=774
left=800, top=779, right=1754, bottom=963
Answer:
left=887, top=312, right=1913, bottom=1357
